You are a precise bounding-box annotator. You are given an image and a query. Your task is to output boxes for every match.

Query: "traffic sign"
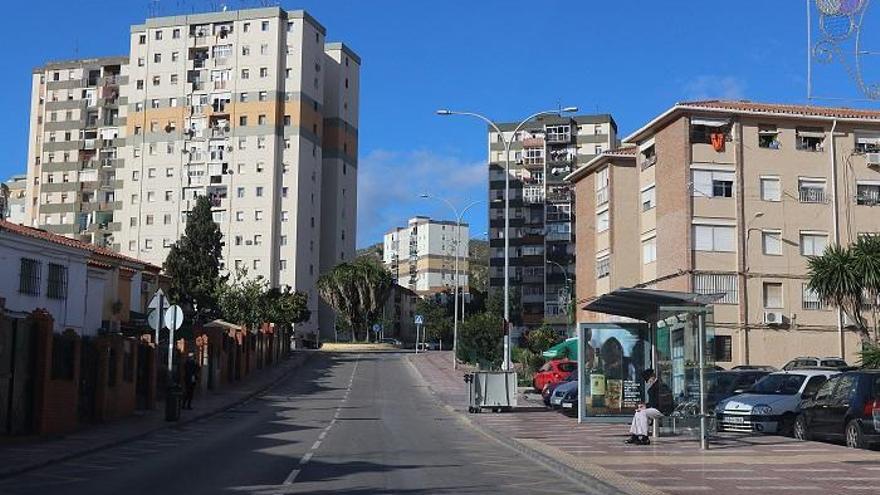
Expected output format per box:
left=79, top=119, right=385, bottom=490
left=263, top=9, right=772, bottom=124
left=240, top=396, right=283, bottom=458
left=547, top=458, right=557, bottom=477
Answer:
left=147, top=309, right=162, bottom=332
left=164, top=305, right=184, bottom=331
left=372, top=323, right=382, bottom=333
left=148, top=289, right=170, bottom=311
left=414, top=314, right=424, bottom=325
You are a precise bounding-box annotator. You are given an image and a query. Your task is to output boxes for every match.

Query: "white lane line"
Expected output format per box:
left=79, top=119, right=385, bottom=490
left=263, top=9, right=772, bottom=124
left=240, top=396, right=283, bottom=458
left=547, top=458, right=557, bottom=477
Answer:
left=281, top=354, right=360, bottom=487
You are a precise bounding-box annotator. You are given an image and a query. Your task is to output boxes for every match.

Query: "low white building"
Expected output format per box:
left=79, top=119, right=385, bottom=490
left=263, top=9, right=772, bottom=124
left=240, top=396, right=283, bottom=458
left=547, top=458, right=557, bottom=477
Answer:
left=383, top=216, right=469, bottom=295
left=0, top=220, right=106, bottom=334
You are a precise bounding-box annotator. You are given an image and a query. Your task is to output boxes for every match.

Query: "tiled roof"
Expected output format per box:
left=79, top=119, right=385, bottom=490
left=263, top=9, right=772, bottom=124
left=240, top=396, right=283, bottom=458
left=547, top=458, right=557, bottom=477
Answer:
left=0, top=219, right=161, bottom=271
left=678, top=99, right=880, bottom=120
left=603, top=146, right=638, bottom=156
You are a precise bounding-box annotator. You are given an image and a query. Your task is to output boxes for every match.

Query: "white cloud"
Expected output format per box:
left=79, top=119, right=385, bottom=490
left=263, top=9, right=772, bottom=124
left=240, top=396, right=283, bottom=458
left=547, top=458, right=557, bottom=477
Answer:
left=356, top=149, right=487, bottom=247
left=682, top=75, right=747, bottom=100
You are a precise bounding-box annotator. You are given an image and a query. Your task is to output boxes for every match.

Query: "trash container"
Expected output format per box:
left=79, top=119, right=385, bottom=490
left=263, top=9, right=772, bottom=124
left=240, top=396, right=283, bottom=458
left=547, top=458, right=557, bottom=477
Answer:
left=466, top=371, right=517, bottom=413
left=165, top=384, right=183, bottom=422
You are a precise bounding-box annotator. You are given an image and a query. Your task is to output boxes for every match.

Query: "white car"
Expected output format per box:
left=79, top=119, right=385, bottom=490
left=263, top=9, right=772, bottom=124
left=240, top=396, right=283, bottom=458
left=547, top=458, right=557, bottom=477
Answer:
left=715, top=370, right=838, bottom=435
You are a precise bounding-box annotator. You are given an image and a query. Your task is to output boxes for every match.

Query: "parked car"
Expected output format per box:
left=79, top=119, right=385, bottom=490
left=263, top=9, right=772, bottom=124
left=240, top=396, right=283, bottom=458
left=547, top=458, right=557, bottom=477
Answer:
left=560, top=388, right=579, bottom=416
left=532, top=359, right=577, bottom=392
left=731, top=365, right=777, bottom=372
left=794, top=370, right=880, bottom=449
left=378, top=338, right=402, bottom=347
left=704, top=370, right=772, bottom=410
left=543, top=373, right=575, bottom=407
left=782, top=357, right=849, bottom=371
left=549, top=379, right=579, bottom=409
left=715, top=369, right=837, bottom=435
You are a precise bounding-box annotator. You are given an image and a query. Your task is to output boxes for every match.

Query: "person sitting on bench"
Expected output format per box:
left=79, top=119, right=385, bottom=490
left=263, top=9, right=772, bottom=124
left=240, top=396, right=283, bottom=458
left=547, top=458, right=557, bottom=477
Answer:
left=626, top=369, right=663, bottom=445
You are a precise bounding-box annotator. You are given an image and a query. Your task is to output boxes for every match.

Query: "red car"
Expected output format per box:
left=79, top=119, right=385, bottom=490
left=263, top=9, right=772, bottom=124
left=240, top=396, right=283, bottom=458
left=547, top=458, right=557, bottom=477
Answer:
left=532, top=359, right=577, bottom=392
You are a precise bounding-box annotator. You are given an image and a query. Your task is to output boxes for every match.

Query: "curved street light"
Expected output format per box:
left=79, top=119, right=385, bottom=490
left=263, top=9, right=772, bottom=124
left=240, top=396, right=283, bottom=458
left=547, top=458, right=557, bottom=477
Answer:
left=420, top=193, right=486, bottom=369
left=436, top=106, right=578, bottom=370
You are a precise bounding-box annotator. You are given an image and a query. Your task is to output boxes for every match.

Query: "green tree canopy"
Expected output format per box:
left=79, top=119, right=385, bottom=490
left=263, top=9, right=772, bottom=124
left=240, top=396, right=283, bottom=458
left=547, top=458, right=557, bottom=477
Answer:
left=317, top=258, right=393, bottom=341
left=163, top=195, right=225, bottom=323
left=457, top=311, right=504, bottom=368
left=216, top=268, right=310, bottom=331
left=415, top=296, right=453, bottom=344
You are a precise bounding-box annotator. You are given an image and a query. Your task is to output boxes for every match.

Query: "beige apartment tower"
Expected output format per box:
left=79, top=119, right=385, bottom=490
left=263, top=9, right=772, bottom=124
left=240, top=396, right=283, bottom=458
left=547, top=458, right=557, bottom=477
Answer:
left=383, top=216, right=470, bottom=296
left=24, top=7, right=359, bottom=339
left=568, top=100, right=880, bottom=368
left=25, top=57, right=128, bottom=248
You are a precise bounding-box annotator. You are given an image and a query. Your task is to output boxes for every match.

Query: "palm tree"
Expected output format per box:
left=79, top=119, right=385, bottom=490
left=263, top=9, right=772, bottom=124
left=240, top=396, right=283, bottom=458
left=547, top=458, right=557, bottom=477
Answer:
left=317, top=259, right=393, bottom=342
left=807, top=236, right=880, bottom=344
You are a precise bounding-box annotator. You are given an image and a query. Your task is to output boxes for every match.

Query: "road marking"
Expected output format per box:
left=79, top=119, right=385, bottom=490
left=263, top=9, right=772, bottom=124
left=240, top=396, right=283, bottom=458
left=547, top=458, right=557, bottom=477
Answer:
left=311, top=440, right=322, bottom=450
left=318, top=431, right=327, bottom=440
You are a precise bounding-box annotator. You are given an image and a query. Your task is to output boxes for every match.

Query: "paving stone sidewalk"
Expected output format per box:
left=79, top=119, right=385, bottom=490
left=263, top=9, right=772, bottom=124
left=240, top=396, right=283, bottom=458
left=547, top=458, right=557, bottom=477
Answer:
left=411, top=351, right=880, bottom=495
left=0, top=351, right=313, bottom=479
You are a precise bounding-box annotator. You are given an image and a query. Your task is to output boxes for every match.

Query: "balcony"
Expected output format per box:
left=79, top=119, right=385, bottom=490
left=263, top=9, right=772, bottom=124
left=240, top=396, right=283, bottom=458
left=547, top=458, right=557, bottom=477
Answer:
left=596, top=187, right=609, bottom=206
left=545, top=132, right=572, bottom=144
left=82, top=139, right=96, bottom=150
left=522, top=156, right=544, bottom=167
left=213, top=80, right=228, bottom=90
left=522, top=137, right=544, bottom=148
left=546, top=188, right=572, bottom=203
left=640, top=154, right=657, bottom=170
left=799, top=188, right=826, bottom=204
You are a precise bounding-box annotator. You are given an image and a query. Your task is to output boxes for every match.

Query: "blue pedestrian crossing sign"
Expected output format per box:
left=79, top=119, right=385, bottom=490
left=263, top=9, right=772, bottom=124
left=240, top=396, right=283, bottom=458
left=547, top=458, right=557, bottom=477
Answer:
left=414, top=314, right=424, bottom=325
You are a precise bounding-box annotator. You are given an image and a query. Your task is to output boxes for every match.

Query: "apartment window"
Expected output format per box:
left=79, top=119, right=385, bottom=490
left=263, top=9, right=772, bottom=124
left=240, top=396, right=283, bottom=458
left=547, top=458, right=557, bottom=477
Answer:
left=238, top=137, right=247, bottom=150
left=641, top=236, right=657, bottom=264
left=284, top=138, right=291, bottom=149
left=137, top=57, right=145, bottom=67
left=152, top=76, right=160, bottom=87
left=641, top=185, right=656, bottom=211
left=145, top=214, right=154, bottom=225
left=234, top=260, right=243, bottom=270
left=694, top=224, right=735, bottom=252
left=128, top=241, right=136, bottom=251
left=163, top=214, right=171, bottom=225
left=763, top=282, right=783, bottom=309
left=239, top=115, right=248, bottom=126
left=164, top=191, right=173, bottom=201
left=132, top=171, right=140, bottom=181
left=172, top=28, right=180, bottom=39
left=856, top=182, right=880, bottom=205
left=595, top=167, right=609, bottom=205
left=799, top=178, right=826, bottom=203
left=170, top=74, right=178, bottom=85
left=129, top=217, right=137, bottom=227
left=261, top=21, right=269, bottom=31
left=760, top=177, right=781, bottom=202
left=281, top=187, right=288, bottom=198
left=155, top=29, right=163, bottom=40
left=138, top=34, right=146, bottom=45
left=255, top=186, right=264, bottom=197
left=131, top=194, right=139, bottom=204
left=796, top=127, right=825, bottom=152
left=596, top=254, right=611, bottom=279
left=802, top=284, right=824, bottom=310
left=690, top=119, right=729, bottom=145
left=280, top=260, right=287, bottom=271
left=281, top=211, right=289, bottom=222
left=153, top=53, right=161, bottom=63
left=144, top=239, right=153, bottom=250
left=136, top=79, right=144, bottom=90
left=151, top=99, right=160, bottom=109
left=19, top=258, right=41, bottom=296
left=257, top=137, right=266, bottom=149
left=259, top=67, right=268, bottom=78
left=148, top=168, right=156, bottom=178
left=762, top=230, right=783, bottom=256
left=280, top=235, right=287, bottom=246
left=692, top=169, right=734, bottom=198
left=243, top=22, right=250, bottom=32
left=256, top=162, right=264, bottom=173
left=283, top=115, right=291, bottom=126
left=694, top=273, right=738, bottom=304
left=235, top=211, right=244, bottom=222
left=285, top=68, right=291, bottom=79
left=758, top=125, right=781, bottom=149
left=147, top=192, right=156, bottom=202
left=800, top=232, right=828, bottom=256
left=596, top=208, right=610, bottom=233
left=241, top=68, right=249, bottom=79
left=234, top=235, right=242, bottom=246
left=257, top=90, right=267, bottom=102
left=713, top=335, right=733, bottom=362
left=260, top=43, right=269, bottom=55
left=253, top=235, right=263, bottom=246
left=255, top=210, right=263, bottom=221
left=258, top=114, right=267, bottom=125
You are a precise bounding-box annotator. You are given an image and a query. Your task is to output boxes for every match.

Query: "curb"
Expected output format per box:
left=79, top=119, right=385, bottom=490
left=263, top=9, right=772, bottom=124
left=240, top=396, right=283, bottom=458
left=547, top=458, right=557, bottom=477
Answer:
left=405, top=354, right=636, bottom=495
left=0, top=351, right=313, bottom=480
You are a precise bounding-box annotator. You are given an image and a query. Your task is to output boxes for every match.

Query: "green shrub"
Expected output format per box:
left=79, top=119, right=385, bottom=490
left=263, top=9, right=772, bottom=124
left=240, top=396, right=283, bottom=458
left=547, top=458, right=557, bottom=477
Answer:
left=860, top=343, right=880, bottom=369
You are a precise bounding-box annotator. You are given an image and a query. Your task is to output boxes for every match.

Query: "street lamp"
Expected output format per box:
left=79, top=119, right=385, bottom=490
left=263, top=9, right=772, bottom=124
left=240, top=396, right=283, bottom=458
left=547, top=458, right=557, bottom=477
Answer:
left=546, top=259, right=574, bottom=336
left=436, top=106, right=578, bottom=370
left=420, top=193, right=486, bottom=369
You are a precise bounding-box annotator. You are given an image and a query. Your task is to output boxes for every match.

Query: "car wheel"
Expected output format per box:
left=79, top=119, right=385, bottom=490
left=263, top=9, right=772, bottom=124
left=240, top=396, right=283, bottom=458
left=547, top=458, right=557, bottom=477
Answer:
left=846, top=420, right=866, bottom=449
left=793, top=415, right=811, bottom=441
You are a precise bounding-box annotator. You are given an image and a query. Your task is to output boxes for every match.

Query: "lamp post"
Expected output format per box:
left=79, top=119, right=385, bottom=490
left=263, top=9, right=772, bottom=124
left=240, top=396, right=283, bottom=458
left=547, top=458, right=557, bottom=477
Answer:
left=436, top=106, right=578, bottom=370
left=420, top=194, right=486, bottom=369
left=546, top=259, right=573, bottom=336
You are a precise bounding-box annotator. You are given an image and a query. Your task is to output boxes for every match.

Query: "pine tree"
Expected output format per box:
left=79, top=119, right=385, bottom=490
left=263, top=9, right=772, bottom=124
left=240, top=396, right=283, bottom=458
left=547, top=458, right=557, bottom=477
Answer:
left=163, top=195, right=225, bottom=323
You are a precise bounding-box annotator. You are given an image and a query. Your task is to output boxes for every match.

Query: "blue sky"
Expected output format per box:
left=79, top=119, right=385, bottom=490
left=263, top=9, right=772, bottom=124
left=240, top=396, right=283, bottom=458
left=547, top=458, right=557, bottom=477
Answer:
left=2, top=0, right=878, bottom=248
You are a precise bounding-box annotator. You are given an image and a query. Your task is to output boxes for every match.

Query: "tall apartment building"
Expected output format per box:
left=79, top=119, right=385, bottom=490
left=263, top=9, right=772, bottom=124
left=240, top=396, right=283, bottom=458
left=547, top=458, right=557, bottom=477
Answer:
left=383, top=216, right=469, bottom=296
left=568, top=100, right=880, bottom=368
left=25, top=57, right=129, bottom=248
left=488, top=115, right=616, bottom=335
left=23, top=7, right=359, bottom=339
left=2, top=174, right=28, bottom=224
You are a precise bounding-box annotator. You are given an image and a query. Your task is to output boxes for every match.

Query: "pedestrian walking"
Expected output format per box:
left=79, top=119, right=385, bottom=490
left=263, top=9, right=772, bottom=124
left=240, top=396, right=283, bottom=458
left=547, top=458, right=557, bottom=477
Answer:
left=183, top=352, right=200, bottom=410
left=626, top=369, right=665, bottom=445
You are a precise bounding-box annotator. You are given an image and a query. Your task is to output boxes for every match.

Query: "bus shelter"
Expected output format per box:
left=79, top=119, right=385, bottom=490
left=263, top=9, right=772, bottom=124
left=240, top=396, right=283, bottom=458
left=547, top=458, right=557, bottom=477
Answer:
left=576, top=288, right=722, bottom=449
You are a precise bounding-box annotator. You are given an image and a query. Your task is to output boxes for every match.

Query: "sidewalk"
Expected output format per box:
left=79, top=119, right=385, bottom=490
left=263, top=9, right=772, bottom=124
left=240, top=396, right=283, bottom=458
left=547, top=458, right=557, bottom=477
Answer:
left=411, top=351, right=880, bottom=495
left=0, top=351, right=313, bottom=479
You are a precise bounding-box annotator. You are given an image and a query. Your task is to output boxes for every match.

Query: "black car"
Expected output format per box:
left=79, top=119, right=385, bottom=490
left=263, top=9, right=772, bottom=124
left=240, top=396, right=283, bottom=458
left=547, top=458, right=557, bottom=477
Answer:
left=542, top=373, right=576, bottom=407
left=794, top=370, right=880, bottom=449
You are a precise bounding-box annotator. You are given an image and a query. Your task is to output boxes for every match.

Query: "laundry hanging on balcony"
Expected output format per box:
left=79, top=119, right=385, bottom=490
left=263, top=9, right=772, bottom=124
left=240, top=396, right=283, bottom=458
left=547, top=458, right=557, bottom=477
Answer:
left=710, top=133, right=726, bottom=152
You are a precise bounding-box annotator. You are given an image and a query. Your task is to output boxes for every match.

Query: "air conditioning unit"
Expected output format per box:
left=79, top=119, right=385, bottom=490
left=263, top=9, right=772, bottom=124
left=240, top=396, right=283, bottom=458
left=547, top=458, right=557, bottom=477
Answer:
left=867, top=153, right=880, bottom=166
left=763, top=311, right=784, bottom=325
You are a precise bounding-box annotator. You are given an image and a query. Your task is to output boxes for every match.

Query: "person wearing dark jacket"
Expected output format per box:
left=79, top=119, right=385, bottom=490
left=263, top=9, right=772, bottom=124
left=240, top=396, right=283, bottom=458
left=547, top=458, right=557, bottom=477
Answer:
left=625, top=369, right=664, bottom=445
left=183, top=353, right=200, bottom=410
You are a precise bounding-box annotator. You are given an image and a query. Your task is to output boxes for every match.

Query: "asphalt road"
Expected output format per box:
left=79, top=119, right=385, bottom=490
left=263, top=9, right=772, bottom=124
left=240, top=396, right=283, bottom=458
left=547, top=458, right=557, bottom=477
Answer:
left=0, top=352, right=582, bottom=495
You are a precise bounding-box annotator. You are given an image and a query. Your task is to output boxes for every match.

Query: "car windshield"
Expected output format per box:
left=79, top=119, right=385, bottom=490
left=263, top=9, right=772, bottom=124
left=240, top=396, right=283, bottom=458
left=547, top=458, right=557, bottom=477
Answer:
left=820, top=359, right=847, bottom=368
left=749, top=374, right=806, bottom=395
left=558, top=362, right=576, bottom=372
left=707, top=374, right=738, bottom=394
